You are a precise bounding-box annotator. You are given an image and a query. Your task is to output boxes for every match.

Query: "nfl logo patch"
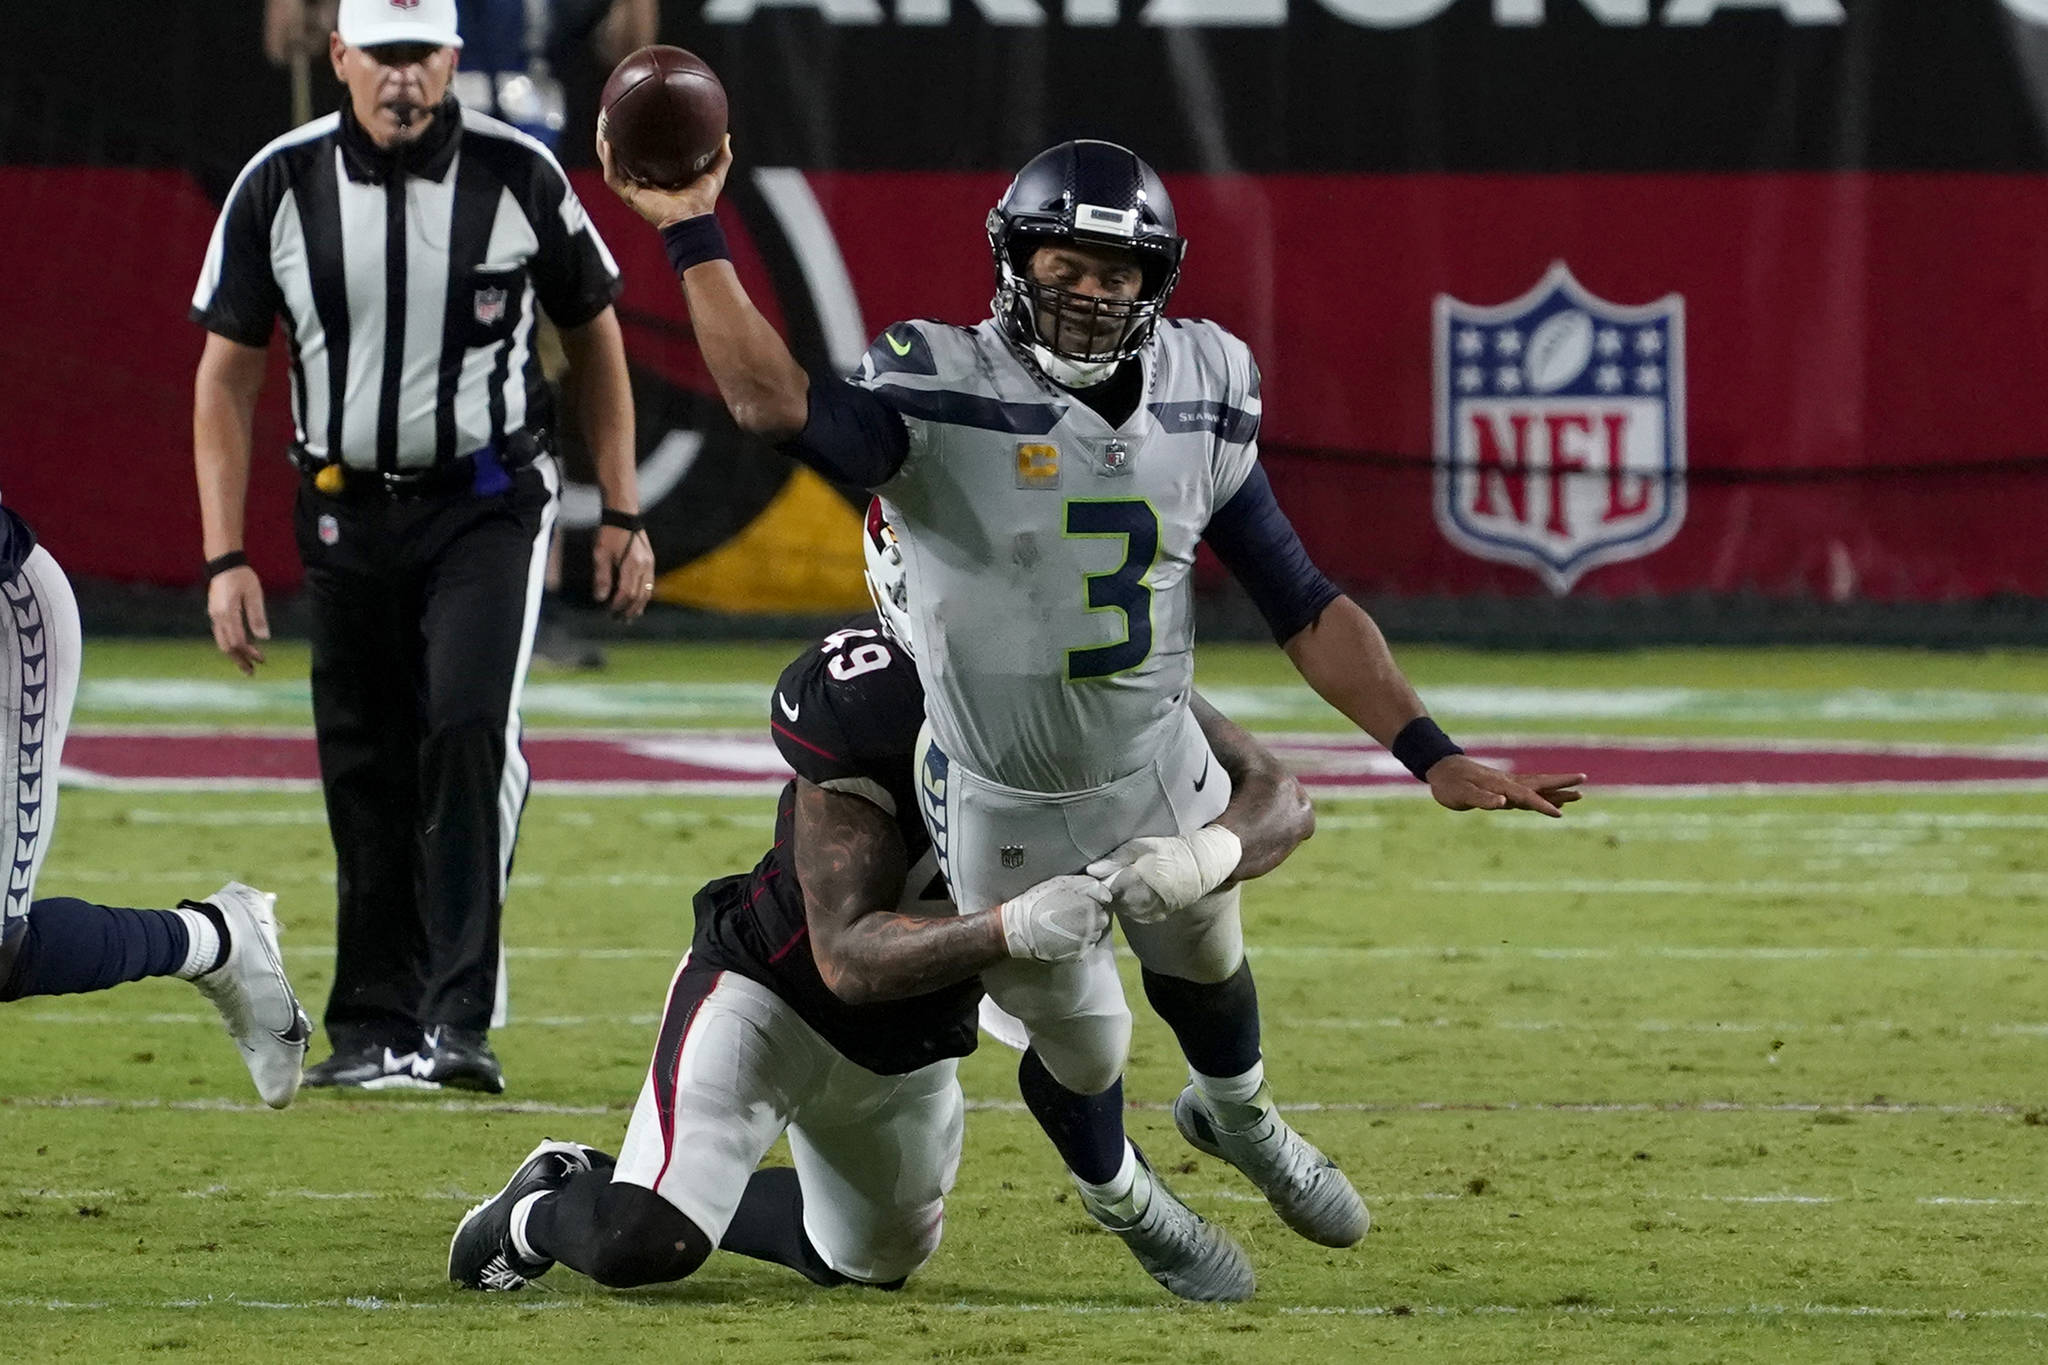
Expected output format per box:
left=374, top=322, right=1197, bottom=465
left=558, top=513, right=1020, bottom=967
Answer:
left=1433, top=261, right=1686, bottom=594
left=1097, top=437, right=1131, bottom=477
left=390, top=0, right=420, bottom=10
left=1000, top=845, right=1025, bottom=870
left=318, top=514, right=340, bottom=546
left=474, top=286, right=508, bottom=327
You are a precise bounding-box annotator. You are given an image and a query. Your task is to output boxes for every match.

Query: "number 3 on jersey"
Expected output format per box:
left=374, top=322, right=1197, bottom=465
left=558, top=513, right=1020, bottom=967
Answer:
left=1065, top=499, right=1160, bottom=682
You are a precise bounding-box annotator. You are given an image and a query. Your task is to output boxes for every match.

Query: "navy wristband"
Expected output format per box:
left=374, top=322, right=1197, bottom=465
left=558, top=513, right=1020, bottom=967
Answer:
left=1391, top=716, right=1463, bottom=782
left=661, top=214, right=730, bottom=276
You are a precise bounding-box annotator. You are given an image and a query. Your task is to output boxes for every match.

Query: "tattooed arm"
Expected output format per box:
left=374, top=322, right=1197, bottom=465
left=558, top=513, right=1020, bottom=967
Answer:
left=793, top=778, right=1008, bottom=1006
left=1192, top=690, right=1316, bottom=884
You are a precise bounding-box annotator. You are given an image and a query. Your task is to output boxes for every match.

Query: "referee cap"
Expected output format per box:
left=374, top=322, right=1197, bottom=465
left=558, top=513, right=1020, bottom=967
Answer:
left=337, top=0, right=464, bottom=50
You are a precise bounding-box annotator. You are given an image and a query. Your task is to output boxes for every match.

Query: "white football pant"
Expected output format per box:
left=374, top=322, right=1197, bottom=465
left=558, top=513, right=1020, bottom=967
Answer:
left=3, top=546, right=81, bottom=949
left=917, top=704, right=1244, bottom=1095
left=613, top=960, right=962, bottom=1285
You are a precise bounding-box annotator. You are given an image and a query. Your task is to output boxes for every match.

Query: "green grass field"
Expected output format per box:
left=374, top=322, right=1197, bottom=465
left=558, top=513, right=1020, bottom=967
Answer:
left=4, top=642, right=2046, bottom=1362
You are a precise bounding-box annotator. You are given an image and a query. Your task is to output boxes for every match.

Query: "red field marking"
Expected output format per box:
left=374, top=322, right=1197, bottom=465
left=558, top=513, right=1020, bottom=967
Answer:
left=59, top=729, right=2048, bottom=795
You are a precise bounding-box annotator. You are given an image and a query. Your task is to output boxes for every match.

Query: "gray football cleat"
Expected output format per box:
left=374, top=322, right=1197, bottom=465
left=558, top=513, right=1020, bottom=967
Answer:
left=187, top=883, right=310, bottom=1109
left=1077, top=1145, right=1255, bottom=1303
left=1173, top=1084, right=1369, bottom=1248
left=449, top=1139, right=596, bottom=1291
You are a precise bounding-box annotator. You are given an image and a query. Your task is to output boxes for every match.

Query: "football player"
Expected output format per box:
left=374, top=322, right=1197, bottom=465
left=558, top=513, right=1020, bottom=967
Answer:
left=447, top=521, right=1315, bottom=1295
left=1, top=497, right=310, bottom=1108
left=600, top=136, right=1584, bottom=1300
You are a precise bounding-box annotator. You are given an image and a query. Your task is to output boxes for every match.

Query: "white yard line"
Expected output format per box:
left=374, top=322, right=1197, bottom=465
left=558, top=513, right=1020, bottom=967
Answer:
left=28, top=1011, right=2048, bottom=1039
left=2, top=1293, right=2044, bottom=1321
left=2, top=1096, right=2035, bottom=1118
left=7, top=1186, right=2034, bottom=1208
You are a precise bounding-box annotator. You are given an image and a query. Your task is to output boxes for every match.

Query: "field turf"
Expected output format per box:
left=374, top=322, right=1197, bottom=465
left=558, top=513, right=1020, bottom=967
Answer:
left=3, top=641, right=2044, bottom=1362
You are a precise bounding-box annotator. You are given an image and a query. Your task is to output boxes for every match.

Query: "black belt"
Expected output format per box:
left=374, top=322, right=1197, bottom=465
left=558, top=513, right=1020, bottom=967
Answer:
left=296, top=431, right=547, bottom=500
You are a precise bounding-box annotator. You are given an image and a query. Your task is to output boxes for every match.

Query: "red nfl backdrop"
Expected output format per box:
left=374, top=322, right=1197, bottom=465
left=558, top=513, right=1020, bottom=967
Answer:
left=0, top=0, right=2044, bottom=607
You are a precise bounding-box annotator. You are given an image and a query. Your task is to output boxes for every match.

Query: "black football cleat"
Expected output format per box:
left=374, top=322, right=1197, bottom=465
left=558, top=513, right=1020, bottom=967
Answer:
left=449, top=1139, right=595, bottom=1291
left=413, top=1026, right=506, bottom=1094
left=303, top=1035, right=439, bottom=1090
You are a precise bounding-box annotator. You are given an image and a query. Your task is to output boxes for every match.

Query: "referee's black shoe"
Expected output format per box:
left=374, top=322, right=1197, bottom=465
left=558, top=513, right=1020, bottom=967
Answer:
left=414, top=1026, right=506, bottom=1094
left=303, top=1033, right=439, bottom=1090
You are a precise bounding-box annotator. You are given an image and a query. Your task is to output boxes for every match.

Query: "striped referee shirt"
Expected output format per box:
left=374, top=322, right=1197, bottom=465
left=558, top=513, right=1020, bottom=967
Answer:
left=190, top=97, right=621, bottom=474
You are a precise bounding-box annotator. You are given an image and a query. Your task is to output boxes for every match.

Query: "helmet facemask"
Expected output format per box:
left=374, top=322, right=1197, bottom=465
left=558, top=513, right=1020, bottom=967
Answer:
left=992, top=232, right=1181, bottom=367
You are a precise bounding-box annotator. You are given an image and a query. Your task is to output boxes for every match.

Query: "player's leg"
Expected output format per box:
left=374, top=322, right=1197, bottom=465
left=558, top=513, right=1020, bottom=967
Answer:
left=454, top=959, right=810, bottom=1290
left=919, top=728, right=1250, bottom=1300
left=1121, top=769, right=1369, bottom=1248
left=297, top=490, right=431, bottom=1084
left=409, top=461, right=555, bottom=1090
left=776, top=1054, right=963, bottom=1288
left=0, top=549, right=309, bottom=1104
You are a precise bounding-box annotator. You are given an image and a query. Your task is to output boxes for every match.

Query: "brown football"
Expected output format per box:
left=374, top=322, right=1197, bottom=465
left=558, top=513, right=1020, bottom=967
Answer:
left=598, top=45, right=728, bottom=189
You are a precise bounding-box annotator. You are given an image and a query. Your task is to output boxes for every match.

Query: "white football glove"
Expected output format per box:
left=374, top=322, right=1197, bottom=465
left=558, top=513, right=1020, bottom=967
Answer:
left=998, top=874, right=1115, bottom=963
left=1086, top=825, right=1243, bottom=924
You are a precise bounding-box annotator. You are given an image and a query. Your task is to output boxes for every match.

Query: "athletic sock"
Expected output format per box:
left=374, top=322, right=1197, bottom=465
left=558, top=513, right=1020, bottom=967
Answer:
left=0, top=898, right=194, bottom=1000
left=1073, top=1142, right=1143, bottom=1218
left=1017, top=1046, right=1129, bottom=1186
left=509, top=1191, right=548, bottom=1263
left=171, top=903, right=228, bottom=979
left=720, top=1167, right=853, bottom=1287
left=1191, top=1061, right=1272, bottom=1130
left=1142, top=960, right=1262, bottom=1079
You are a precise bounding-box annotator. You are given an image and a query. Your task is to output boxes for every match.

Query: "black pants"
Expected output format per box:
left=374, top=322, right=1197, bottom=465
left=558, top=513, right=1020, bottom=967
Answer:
left=294, top=463, right=554, bottom=1040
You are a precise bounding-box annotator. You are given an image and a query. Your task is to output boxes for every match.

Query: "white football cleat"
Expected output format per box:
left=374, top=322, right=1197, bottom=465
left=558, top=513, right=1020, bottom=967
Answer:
left=1173, top=1084, right=1369, bottom=1248
left=1077, top=1145, right=1255, bottom=1303
left=188, top=883, right=311, bottom=1109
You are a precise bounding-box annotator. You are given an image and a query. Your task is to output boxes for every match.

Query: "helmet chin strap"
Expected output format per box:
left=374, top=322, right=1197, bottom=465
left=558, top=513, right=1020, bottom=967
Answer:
left=1028, top=343, right=1119, bottom=390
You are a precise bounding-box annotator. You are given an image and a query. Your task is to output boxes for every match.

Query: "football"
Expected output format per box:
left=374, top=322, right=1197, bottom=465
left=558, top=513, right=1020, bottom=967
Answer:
left=598, top=45, right=728, bottom=189
left=1523, top=307, right=1595, bottom=393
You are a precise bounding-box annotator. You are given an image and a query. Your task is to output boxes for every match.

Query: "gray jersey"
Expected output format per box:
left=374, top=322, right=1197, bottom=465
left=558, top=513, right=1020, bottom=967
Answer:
left=857, top=317, right=1261, bottom=793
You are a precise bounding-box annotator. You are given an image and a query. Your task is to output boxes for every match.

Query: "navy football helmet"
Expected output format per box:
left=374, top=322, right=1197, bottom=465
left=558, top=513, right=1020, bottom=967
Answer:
left=987, top=140, right=1186, bottom=365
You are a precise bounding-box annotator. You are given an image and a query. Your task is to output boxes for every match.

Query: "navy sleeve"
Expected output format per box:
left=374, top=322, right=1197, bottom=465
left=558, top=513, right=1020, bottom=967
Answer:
left=1203, top=464, right=1343, bottom=645
left=0, top=504, right=34, bottom=578
left=777, top=376, right=912, bottom=489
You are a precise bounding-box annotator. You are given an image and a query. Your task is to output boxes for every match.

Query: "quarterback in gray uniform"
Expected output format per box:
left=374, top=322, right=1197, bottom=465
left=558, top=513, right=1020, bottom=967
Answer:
left=603, top=135, right=1584, bottom=1301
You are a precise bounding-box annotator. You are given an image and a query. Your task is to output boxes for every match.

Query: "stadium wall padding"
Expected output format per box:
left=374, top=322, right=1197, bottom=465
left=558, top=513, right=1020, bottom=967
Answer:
left=1, top=0, right=2045, bottom=605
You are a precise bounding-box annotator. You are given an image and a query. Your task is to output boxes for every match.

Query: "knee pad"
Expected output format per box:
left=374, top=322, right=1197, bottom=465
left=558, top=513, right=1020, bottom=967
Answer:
left=1024, top=1008, right=1131, bottom=1097
left=583, top=1183, right=713, bottom=1288
left=841, top=1198, right=944, bottom=1287
left=1121, top=885, right=1243, bottom=984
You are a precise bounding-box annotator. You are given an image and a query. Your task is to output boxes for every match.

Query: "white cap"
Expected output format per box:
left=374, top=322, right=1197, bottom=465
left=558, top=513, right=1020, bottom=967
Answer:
left=337, top=0, right=463, bottom=50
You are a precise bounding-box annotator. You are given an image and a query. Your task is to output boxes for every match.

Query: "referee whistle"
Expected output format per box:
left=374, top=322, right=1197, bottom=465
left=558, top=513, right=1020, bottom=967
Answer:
left=314, top=464, right=346, bottom=495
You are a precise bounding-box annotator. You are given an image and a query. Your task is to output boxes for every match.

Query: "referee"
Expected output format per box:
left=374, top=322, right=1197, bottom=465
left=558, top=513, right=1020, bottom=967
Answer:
left=191, top=0, right=655, bottom=1093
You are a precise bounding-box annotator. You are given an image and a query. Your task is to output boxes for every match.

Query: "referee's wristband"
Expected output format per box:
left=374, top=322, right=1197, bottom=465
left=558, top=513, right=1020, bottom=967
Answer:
left=599, top=507, right=644, bottom=534
left=660, top=214, right=730, bottom=276
left=203, top=550, right=249, bottom=582
left=1391, top=716, right=1463, bottom=782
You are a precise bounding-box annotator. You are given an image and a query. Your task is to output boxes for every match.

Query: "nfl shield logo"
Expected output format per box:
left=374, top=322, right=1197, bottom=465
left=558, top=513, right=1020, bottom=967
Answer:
left=474, top=286, right=508, bottom=326
left=1433, top=261, right=1686, bottom=594
left=1099, top=438, right=1131, bottom=475
left=390, top=0, right=420, bottom=10
left=1000, top=845, right=1025, bottom=870
left=318, top=514, right=340, bottom=546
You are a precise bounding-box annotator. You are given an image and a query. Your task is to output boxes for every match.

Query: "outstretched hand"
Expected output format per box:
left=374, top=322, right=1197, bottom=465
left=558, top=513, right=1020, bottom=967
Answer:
left=1425, top=755, right=1585, bottom=818
left=597, top=131, right=734, bottom=229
